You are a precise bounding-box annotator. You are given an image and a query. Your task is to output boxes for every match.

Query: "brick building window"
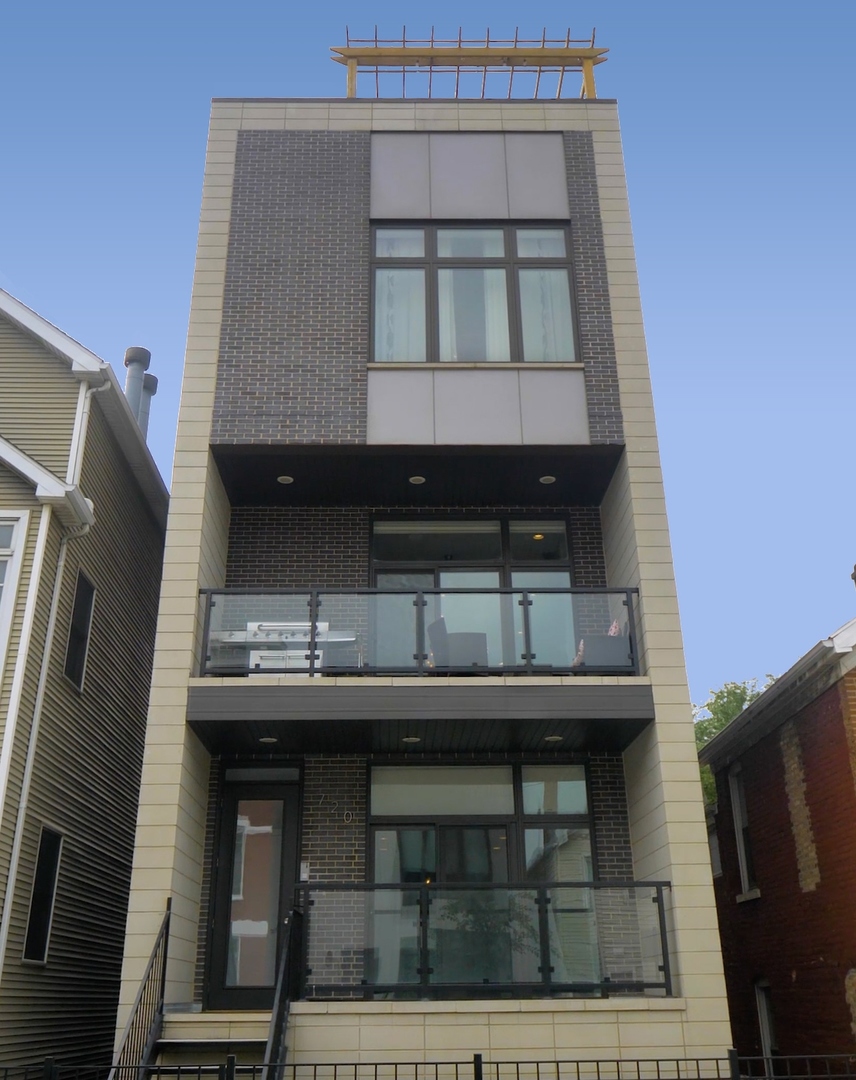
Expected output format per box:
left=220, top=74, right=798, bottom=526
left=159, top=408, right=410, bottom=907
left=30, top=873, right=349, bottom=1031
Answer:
left=728, top=764, right=758, bottom=894
left=372, top=225, right=577, bottom=364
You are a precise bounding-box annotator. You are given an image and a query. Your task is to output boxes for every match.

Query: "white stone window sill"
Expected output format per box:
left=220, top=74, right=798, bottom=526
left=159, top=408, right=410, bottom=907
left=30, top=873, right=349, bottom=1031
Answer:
left=736, top=887, right=761, bottom=904
left=367, top=362, right=585, bottom=370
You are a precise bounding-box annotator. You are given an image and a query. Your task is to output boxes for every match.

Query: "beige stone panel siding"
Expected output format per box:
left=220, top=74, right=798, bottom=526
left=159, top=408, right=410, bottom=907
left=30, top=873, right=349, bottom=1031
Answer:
left=0, top=319, right=78, bottom=476
left=117, top=108, right=237, bottom=1031
left=780, top=719, right=820, bottom=891
left=593, top=114, right=727, bottom=1043
left=287, top=999, right=730, bottom=1061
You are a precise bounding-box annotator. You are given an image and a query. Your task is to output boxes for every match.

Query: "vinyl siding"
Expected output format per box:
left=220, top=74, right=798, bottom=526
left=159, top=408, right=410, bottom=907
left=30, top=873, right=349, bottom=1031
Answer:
left=0, top=319, right=78, bottom=476
left=0, top=401, right=164, bottom=1065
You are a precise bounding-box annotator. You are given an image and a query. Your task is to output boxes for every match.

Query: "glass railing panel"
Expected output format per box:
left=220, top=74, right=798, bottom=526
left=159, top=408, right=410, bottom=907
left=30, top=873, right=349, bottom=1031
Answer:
left=364, top=592, right=421, bottom=671
left=313, top=592, right=372, bottom=672
left=427, top=889, right=540, bottom=985
left=366, top=889, right=421, bottom=986
left=205, top=593, right=313, bottom=675
left=590, top=885, right=662, bottom=989
left=427, top=591, right=504, bottom=669
left=513, top=590, right=576, bottom=669
left=569, top=592, right=634, bottom=671
left=547, top=886, right=601, bottom=986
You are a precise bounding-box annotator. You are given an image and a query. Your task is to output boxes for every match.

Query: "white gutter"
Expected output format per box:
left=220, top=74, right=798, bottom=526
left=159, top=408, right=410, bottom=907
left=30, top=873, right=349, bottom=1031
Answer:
left=0, top=507, right=53, bottom=909
left=0, top=519, right=87, bottom=983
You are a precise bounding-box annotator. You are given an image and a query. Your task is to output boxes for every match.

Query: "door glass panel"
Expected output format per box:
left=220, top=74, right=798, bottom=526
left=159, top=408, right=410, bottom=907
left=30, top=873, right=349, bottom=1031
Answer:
left=512, top=571, right=573, bottom=668
left=518, top=268, right=575, bottom=363
left=372, top=766, right=514, bottom=816
left=226, top=800, right=283, bottom=987
left=522, top=765, right=588, bottom=815
left=438, top=269, right=510, bottom=362
left=436, top=570, right=502, bottom=668
left=374, top=269, right=426, bottom=362
left=524, top=827, right=592, bottom=883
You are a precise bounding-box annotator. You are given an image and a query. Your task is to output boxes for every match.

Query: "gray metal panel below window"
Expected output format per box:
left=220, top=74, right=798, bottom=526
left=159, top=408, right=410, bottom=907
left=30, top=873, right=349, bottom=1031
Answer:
left=366, top=368, right=435, bottom=444
left=519, top=370, right=590, bottom=444
left=433, top=370, right=523, bottom=444
left=187, top=683, right=655, bottom=755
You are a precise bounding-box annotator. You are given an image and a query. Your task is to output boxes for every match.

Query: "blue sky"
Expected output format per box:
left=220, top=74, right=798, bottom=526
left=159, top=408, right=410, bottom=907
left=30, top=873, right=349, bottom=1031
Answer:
left=1, top=0, right=853, bottom=705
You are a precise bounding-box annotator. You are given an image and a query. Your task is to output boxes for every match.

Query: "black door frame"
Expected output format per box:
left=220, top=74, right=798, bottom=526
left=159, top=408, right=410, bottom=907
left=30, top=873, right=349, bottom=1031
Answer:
left=206, top=781, right=300, bottom=1010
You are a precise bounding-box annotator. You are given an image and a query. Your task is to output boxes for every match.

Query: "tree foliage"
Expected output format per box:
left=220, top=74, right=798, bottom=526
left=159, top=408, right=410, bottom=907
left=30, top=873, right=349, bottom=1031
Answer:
left=693, top=677, right=775, bottom=804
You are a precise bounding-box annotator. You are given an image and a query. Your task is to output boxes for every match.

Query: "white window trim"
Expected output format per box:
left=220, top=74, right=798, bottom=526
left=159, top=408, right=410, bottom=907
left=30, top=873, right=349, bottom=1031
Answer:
left=728, top=763, right=758, bottom=898
left=0, top=512, right=30, bottom=695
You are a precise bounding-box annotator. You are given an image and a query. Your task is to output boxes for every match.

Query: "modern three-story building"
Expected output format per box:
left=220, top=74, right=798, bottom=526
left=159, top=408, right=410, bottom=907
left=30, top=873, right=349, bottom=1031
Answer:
left=117, top=36, right=731, bottom=1063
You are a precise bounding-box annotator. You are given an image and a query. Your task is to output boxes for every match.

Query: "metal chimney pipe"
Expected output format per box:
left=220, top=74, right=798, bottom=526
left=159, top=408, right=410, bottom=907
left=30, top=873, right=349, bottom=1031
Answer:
left=138, top=373, right=159, bottom=439
left=123, top=347, right=151, bottom=422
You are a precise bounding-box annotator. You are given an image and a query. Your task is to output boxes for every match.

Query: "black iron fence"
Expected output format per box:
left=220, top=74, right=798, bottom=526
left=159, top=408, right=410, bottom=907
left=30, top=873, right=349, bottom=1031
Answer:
left=9, top=1055, right=856, bottom=1080
left=295, top=881, right=671, bottom=999
left=200, top=587, right=638, bottom=678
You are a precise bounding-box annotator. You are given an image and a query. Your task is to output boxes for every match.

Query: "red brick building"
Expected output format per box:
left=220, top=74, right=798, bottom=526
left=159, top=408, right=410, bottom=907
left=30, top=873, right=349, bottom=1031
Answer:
left=701, top=619, right=856, bottom=1055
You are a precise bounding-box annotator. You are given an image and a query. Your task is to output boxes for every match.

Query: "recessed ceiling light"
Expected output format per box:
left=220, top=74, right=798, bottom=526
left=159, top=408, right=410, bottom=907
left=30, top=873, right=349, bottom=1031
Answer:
left=402, top=736, right=421, bottom=743
left=544, top=735, right=564, bottom=743
left=532, top=533, right=545, bottom=541
left=539, top=475, right=557, bottom=485
left=408, top=475, right=426, bottom=485
left=277, top=475, right=294, bottom=485
left=259, top=736, right=278, bottom=744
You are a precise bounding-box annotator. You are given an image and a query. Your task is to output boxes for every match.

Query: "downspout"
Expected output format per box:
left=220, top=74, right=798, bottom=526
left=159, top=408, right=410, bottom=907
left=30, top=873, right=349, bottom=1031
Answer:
left=0, top=379, right=107, bottom=982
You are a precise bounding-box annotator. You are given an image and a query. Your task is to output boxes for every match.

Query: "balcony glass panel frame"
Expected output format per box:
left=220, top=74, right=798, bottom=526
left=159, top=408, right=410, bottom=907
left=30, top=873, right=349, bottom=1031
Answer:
left=295, top=880, right=672, bottom=1000
left=200, top=586, right=639, bottom=677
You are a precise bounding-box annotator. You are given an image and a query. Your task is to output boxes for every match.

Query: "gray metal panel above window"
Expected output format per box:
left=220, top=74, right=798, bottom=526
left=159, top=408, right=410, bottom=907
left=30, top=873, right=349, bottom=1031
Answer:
left=506, top=134, right=571, bottom=219
left=370, top=134, right=431, bottom=218
left=429, top=134, right=509, bottom=218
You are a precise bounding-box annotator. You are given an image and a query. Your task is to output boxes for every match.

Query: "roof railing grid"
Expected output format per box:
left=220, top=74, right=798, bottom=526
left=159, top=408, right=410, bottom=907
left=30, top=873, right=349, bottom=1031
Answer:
left=331, top=27, right=607, bottom=100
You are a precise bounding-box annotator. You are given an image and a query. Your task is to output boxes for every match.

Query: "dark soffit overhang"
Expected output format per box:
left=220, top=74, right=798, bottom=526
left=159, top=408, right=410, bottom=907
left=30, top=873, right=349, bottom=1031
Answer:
left=187, top=682, right=654, bottom=756
left=211, top=444, right=624, bottom=509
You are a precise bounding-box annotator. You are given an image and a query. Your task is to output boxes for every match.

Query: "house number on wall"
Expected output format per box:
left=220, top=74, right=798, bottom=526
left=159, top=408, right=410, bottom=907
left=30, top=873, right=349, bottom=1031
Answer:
left=319, top=794, right=353, bottom=823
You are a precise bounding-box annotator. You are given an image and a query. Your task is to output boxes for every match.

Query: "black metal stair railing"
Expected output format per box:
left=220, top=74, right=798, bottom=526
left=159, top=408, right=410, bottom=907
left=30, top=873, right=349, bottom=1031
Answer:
left=263, top=910, right=304, bottom=1080
left=108, top=898, right=171, bottom=1079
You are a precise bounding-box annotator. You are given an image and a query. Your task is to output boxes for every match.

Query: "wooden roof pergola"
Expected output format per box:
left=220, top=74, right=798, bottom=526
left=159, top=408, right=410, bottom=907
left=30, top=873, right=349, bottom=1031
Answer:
left=331, top=28, right=608, bottom=99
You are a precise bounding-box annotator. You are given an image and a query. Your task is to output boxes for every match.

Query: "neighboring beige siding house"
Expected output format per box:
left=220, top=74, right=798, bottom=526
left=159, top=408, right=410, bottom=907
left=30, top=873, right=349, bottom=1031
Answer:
left=0, top=291, right=167, bottom=1064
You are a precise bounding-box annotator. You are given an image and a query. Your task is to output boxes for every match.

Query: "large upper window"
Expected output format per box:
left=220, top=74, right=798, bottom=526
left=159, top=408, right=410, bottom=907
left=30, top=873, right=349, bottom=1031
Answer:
left=373, top=225, right=577, bottom=364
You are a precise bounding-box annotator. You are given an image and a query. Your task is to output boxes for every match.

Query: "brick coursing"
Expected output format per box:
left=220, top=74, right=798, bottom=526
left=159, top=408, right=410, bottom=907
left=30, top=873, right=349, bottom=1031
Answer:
left=225, top=506, right=607, bottom=588
left=564, top=132, right=624, bottom=445
left=212, top=130, right=371, bottom=445
left=712, top=676, right=856, bottom=1053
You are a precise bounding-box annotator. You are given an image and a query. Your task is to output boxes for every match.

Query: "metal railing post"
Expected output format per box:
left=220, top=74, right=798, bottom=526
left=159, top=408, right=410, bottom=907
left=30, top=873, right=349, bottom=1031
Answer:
left=42, top=1059, right=56, bottom=1080
left=308, top=590, right=320, bottom=675
left=654, top=884, right=672, bottom=995
left=474, top=1054, right=484, bottom=1080
left=518, top=591, right=534, bottom=672
left=225, top=1055, right=237, bottom=1080
left=415, top=591, right=427, bottom=674
left=727, top=1049, right=740, bottom=1080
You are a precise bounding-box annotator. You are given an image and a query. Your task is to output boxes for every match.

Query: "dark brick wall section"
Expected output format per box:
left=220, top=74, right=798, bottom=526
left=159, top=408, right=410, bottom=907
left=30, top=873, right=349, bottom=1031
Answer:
left=302, top=756, right=367, bottom=882
left=212, top=130, right=371, bottom=445
left=226, top=506, right=607, bottom=588
left=564, top=132, right=624, bottom=446
left=589, top=751, right=634, bottom=877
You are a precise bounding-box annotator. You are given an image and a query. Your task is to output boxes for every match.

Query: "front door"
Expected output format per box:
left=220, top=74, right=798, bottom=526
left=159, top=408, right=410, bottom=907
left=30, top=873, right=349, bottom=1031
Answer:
left=207, top=780, right=299, bottom=1009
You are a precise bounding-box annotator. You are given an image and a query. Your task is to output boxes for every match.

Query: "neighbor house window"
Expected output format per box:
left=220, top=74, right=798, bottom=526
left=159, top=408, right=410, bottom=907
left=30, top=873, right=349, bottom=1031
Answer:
left=728, top=764, right=757, bottom=894
left=23, top=827, right=63, bottom=963
left=64, top=571, right=95, bottom=689
left=373, top=225, right=577, bottom=364
left=0, top=515, right=27, bottom=679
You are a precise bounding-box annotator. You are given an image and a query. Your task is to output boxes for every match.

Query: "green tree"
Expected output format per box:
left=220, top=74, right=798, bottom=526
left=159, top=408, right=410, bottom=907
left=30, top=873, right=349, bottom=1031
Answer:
left=693, top=677, right=775, bottom=805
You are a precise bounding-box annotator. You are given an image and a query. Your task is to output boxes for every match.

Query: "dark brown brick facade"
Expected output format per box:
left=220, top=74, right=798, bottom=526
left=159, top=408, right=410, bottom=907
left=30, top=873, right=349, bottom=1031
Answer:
left=564, top=131, right=624, bottom=445
left=212, top=130, right=371, bottom=445
left=225, top=506, right=607, bottom=588
left=712, top=675, right=856, bottom=1053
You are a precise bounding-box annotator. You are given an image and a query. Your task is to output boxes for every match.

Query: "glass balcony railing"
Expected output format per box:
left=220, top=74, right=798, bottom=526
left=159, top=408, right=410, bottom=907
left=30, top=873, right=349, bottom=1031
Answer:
left=295, top=881, right=671, bottom=999
left=200, top=588, right=638, bottom=676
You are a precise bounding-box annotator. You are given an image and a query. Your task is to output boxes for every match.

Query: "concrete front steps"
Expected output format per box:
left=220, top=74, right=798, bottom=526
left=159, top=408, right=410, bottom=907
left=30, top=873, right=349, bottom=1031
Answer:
left=156, top=1011, right=271, bottom=1064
